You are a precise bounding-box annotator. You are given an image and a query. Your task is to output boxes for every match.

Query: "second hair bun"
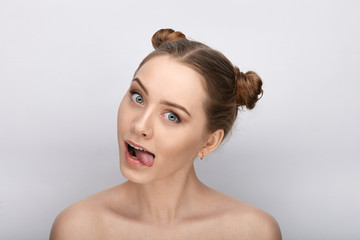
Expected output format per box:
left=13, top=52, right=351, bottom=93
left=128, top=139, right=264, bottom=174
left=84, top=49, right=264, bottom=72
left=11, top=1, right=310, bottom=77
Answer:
left=234, top=67, right=263, bottom=110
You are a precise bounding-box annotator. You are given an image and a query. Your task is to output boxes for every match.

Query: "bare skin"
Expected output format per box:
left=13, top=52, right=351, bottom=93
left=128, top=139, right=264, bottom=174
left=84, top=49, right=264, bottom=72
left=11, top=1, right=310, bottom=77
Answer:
left=50, top=56, right=281, bottom=240
left=50, top=176, right=281, bottom=239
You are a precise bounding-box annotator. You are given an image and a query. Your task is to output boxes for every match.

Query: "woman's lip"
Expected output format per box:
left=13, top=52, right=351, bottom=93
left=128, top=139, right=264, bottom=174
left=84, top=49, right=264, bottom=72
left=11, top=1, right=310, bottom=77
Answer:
left=124, top=141, right=146, bottom=167
left=125, top=140, right=154, bottom=155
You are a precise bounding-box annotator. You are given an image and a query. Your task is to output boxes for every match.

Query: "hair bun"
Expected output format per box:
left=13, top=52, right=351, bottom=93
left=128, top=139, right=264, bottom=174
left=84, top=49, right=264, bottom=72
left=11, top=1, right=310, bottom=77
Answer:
left=151, top=28, right=186, bottom=49
left=234, top=67, right=263, bottom=109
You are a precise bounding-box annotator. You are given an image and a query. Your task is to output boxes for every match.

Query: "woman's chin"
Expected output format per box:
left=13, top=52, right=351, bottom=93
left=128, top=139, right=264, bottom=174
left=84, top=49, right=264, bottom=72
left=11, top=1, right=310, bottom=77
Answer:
left=119, top=160, right=154, bottom=184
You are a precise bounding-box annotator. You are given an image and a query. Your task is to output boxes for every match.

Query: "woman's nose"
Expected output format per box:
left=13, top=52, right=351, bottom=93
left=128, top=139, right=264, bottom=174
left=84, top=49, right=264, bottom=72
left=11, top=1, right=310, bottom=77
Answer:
left=130, top=109, right=153, bottom=138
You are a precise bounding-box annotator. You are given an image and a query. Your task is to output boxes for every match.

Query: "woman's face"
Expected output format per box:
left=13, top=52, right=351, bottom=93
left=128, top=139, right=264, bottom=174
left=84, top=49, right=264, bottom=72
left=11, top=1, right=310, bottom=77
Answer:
left=117, top=55, right=210, bottom=183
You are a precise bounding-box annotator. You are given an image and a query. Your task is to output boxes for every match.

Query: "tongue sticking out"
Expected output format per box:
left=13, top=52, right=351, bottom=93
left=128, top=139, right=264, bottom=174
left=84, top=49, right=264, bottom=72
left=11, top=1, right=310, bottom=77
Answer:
left=134, top=149, right=154, bottom=167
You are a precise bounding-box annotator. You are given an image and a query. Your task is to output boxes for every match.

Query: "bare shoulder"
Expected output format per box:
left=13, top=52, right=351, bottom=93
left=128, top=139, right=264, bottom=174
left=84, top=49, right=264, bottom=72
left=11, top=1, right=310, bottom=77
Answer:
left=206, top=189, right=282, bottom=240
left=227, top=203, right=282, bottom=240
left=49, top=185, right=120, bottom=240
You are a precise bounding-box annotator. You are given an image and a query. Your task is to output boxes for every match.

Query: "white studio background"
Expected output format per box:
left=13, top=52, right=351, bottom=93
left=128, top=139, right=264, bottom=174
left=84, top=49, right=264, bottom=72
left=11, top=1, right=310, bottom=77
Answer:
left=1, top=0, right=359, bottom=239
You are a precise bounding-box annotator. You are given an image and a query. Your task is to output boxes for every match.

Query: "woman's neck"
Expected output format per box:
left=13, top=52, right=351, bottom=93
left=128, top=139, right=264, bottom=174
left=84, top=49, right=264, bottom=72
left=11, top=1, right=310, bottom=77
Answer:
left=124, top=165, right=206, bottom=225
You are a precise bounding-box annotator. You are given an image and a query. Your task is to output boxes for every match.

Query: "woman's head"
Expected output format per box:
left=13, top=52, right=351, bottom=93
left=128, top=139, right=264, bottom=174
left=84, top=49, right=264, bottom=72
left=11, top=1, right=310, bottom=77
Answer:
left=117, top=29, right=263, bottom=182
left=136, top=29, right=263, bottom=139
left=118, top=55, right=216, bottom=182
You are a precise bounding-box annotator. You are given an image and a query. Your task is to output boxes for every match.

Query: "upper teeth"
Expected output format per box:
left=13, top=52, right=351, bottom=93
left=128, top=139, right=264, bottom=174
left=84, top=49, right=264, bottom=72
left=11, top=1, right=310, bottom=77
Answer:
left=129, top=143, right=145, bottom=151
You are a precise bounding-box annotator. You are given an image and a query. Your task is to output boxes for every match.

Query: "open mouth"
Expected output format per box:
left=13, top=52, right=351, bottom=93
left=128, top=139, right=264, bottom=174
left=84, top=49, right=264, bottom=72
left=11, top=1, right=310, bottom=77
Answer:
left=127, top=142, right=155, bottom=167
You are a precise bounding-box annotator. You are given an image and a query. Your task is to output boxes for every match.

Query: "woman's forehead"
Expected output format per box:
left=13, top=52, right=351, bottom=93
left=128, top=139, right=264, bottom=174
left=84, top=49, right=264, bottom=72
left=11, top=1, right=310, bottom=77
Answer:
left=134, top=56, right=207, bottom=105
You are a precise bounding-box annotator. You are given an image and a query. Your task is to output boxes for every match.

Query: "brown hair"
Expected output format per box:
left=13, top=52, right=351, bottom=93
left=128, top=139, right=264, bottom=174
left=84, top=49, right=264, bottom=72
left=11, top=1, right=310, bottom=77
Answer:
left=136, top=29, right=263, bottom=139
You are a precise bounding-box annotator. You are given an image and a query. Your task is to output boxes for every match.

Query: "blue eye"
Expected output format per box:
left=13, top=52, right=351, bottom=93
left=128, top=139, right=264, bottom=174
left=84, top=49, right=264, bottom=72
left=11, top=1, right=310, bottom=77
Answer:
left=163, top=112, right=180, bottom=122
left=131, top=91, right=143, bottom=104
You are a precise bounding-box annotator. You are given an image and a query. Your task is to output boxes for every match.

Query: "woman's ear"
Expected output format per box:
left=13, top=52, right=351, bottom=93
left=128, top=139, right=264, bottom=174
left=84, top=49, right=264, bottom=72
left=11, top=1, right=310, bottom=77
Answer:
left=197, top=129, right=224, bottom=159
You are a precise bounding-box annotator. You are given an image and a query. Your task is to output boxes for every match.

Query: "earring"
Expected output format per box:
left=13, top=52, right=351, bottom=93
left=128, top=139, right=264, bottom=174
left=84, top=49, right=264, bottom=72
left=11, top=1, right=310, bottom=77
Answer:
left=200, top=152, right=205, bottom=160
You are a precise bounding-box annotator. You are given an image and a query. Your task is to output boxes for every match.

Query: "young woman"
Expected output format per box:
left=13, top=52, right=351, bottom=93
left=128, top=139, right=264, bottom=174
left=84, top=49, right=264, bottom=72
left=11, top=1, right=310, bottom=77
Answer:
left=50, top=29, right=282, bottom=240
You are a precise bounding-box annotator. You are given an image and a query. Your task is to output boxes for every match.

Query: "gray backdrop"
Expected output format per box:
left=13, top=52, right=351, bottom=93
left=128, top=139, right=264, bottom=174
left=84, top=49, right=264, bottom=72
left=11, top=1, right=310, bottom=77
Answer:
left=1, top=0, right=359, bottom=239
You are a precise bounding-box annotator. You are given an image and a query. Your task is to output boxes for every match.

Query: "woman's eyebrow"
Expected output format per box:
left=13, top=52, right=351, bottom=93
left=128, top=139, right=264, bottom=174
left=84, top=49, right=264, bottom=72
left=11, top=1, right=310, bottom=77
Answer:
left=132, top=77, right=148, bottom=95
left=132, top=77, right=191, bottom=117
left=160, top=100, right=191, bottom=117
